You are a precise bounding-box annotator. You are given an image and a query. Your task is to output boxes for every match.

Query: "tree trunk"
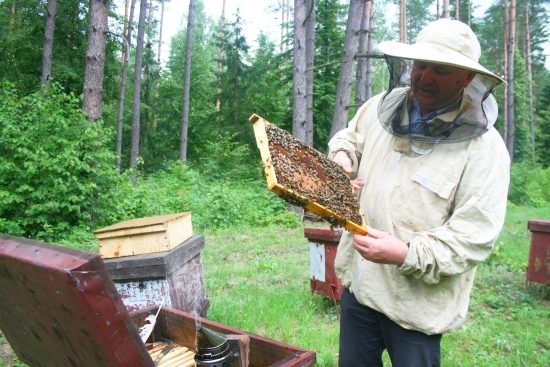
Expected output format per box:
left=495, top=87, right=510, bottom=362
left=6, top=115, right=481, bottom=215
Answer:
left=455, top=0, right=459, bottom=20
left=365, top=0, right=374, bottom=101
left=215, top=0, right=226, bottom=112
left=130, top=0, right=148, bottom=169
left=399, top=0, right=406, bottom=43
left=502, top=0, right=510, bottom=147
left=328, top=0, right=363, bottom=140
left=304, top=0, right=315, bottom=147
left=442, top=0, right=450, bottom=18
left=292, top=0, right=307, bottom=141
left=180, top=0, right=195, bottom=164
left=505, top=0, right=516, bottom=161
left=41, top=0, right=57, bottom=85
left=524, top=5, right=536, bottom=164
left=116, top=0, right=136, bottom=173
left=355, top=0, right=373, bottom=110
left=157, top=0, right=165, bottom=67
left=82, top=0, right=108, bottom=122
left=152, top=0, right=165, bottom=129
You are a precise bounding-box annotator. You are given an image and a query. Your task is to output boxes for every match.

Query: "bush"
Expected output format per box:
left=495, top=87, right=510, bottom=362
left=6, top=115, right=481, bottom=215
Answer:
left=508, top=162, right=550, bottom=207
left=0, top=81, right=118, bottom=242
left=97, top=161, right=301, bottom=233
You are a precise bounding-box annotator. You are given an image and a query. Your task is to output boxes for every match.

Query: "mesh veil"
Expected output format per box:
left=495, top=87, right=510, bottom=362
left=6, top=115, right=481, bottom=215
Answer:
left=378, top=55, right=501, bottom=144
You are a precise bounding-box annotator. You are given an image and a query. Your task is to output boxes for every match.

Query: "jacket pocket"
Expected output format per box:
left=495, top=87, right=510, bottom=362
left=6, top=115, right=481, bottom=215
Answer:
left=411, top=163, right=458, bottom=200
left=391, top=162, right=460, bottom=232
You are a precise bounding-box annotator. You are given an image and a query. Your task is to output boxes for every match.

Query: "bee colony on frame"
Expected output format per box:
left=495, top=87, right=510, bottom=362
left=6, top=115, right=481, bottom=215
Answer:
left=250, top=114, right=366, bottom=235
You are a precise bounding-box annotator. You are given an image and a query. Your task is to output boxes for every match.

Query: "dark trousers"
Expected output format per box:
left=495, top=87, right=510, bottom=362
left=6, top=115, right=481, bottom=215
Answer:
left=339, top=288, right=442, bottom=367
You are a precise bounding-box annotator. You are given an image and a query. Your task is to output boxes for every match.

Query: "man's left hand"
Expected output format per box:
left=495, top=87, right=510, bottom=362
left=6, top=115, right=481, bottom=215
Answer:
left=353, top=227, right=409, bottom=266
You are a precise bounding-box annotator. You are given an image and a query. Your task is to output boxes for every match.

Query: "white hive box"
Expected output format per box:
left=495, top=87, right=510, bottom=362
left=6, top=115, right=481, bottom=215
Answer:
left=94, top=212, right=193, bottom=259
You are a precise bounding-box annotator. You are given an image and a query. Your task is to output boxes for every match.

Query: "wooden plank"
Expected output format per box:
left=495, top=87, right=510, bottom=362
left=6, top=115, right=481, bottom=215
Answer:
left=250, top=114, right=367, bottom=235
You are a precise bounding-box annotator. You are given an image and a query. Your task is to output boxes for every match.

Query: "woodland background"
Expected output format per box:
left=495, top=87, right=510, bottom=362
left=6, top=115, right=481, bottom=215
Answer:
left=1, top=2, right=550, bottom=366
left=0, top=0, right=550, bottom=243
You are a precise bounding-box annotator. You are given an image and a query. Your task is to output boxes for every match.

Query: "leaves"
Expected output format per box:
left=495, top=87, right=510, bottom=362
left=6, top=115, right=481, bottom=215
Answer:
left=0, top=81, right=117, bottom=241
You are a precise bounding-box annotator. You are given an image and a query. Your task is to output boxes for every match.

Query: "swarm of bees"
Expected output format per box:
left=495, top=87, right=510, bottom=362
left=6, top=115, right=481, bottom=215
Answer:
left=264, top=122, right=363, bottom=228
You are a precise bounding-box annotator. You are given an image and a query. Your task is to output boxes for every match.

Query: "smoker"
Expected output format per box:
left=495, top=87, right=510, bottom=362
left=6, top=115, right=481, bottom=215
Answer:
left=195, top=324, right=243, bottom=367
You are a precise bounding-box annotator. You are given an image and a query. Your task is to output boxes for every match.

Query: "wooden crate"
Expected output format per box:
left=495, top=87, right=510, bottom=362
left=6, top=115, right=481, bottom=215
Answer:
left=250, top=114, right=366, bottom=235
left=94, top=212, right=193, bottom=258
left=0, top=234, right=316, bottom=367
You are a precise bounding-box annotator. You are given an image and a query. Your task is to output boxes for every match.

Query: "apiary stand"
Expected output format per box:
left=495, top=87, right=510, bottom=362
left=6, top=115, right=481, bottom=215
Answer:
left=103, top=235, right=209, bottom=316
left=527, top=219, right=550, bottom=290
left=304, top=226, right=344, bottom=317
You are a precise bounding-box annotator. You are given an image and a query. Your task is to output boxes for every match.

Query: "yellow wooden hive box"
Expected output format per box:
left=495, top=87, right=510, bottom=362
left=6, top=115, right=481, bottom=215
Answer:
left=94, top=212, right=193, bottom=259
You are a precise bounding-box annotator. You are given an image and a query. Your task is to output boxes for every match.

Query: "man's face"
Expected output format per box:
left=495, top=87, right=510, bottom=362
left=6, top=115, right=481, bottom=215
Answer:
left=411, top=61, right=476, bottom=116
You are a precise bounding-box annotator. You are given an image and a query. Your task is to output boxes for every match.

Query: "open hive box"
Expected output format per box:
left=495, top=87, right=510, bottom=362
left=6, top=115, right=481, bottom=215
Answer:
left=250, top=114, right=366, bottom=234
left=0, top=234, right=316, bottom=367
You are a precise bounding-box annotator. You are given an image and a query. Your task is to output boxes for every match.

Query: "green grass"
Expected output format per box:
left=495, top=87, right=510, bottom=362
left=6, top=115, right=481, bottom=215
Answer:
left=1, top=205, right=549, bottom=366
left=201, top=205, right=550, bottom=367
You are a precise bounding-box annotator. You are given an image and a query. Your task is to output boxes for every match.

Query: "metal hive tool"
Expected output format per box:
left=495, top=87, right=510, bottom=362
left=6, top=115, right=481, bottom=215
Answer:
left=250, top=114, right=367, bottom=235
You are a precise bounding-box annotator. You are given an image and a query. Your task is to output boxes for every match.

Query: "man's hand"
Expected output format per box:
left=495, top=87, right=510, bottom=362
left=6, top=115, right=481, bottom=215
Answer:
left=333, top=150, right=364, bottom=190
left=333, top=150, right=353, bottom=175
left=353, top=227, right=409, bottom=266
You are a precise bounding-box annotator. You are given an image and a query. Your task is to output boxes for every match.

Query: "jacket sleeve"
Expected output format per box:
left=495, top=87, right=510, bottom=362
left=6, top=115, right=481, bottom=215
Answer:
left=398, top=129, right=510, bottom=284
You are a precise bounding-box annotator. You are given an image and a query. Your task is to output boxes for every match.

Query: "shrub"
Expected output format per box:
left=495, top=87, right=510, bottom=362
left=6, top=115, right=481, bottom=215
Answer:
left=98, top=161, right=301, bottom=233
left=0, top=81, right=118, bottom=242
left=508, top=162, right=550, bottom=207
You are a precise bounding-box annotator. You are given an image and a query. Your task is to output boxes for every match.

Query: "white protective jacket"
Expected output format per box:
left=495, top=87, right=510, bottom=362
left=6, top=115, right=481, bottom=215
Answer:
left=328, top=89, right=510, bottom=335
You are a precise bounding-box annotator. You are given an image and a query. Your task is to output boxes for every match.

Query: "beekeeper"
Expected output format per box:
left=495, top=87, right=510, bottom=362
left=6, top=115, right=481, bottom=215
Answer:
left=328, top=18, right=510, bottom=367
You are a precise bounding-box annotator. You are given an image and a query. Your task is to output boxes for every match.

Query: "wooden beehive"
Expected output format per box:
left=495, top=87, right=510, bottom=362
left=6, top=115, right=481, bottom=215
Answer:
left=250, top=114, right=366, bottom=234
left=0, top=234, right=316, bottom=367
left=94, top=212, right=193, bottom=259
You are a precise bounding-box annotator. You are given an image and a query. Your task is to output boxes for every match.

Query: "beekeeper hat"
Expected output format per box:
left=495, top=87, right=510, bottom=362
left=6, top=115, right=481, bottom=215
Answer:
left=377, top=18, right=504, bottom=85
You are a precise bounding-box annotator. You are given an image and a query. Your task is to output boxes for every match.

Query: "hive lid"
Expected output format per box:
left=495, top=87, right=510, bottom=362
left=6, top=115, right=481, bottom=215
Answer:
left=250, top=114, right=366, bottom=235
left=0, top=235, right=154, bottom=367
left=94, top=212, right=191, bottom=236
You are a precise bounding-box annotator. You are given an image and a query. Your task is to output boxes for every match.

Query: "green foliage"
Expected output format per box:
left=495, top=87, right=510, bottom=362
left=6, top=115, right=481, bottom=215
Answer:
left=535, top=73, right=550, bottom=168
left=99, top=160, right=301, bottom=233
left=0, top=81, right=118, bottom=242
left=511, top=49, right=534, bottom=163
left=508, top=162, right=550, bottom=207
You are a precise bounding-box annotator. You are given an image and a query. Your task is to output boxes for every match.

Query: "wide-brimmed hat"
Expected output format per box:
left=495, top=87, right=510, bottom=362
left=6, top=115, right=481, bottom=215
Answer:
left=377, top=18, right=504, bottom=85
